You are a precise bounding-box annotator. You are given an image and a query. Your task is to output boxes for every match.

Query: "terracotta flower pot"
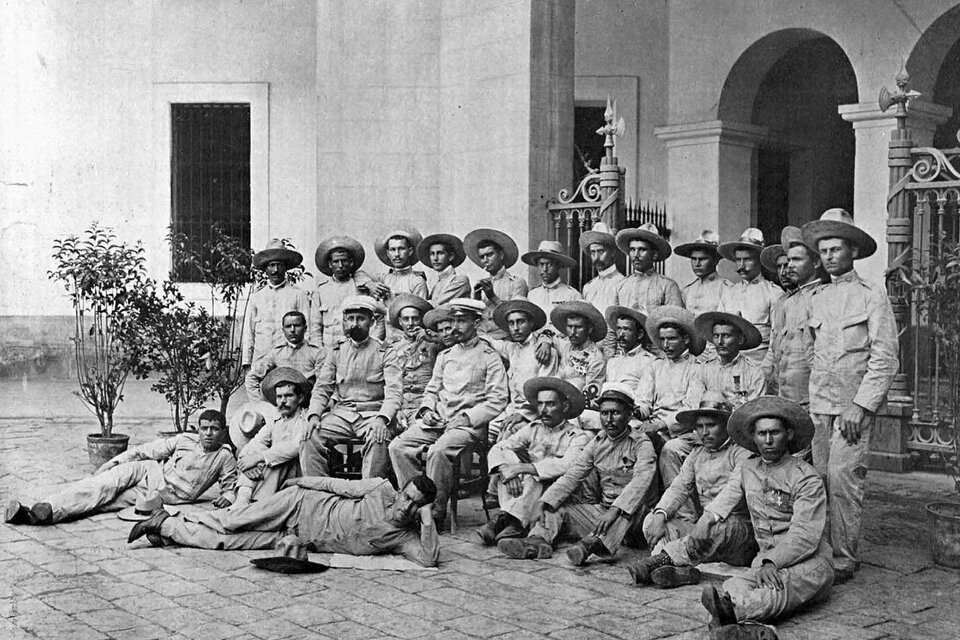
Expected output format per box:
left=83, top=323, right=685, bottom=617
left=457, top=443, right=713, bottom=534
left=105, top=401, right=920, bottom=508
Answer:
left=926, top=501, right=960, bottom=569
left=86, top=433, right=130, bottom=470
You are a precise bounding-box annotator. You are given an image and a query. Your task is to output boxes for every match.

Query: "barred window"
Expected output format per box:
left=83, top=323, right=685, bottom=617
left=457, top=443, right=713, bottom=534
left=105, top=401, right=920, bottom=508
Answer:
left=170, top=103, right=251, bottom=282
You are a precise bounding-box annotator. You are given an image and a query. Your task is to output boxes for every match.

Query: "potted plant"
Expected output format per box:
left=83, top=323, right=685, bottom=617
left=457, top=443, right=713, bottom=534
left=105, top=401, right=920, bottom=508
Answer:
left=49, top=223, right=153, bottom=468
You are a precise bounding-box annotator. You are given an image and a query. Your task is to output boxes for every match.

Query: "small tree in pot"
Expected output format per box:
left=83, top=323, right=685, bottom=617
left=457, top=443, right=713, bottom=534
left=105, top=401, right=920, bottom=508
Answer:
left=49, top=223, right=153, bottom=468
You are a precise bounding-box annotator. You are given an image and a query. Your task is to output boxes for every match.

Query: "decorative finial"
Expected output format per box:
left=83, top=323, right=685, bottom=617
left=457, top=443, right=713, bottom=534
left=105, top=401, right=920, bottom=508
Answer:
left=879, top=64, right=921, bottom=129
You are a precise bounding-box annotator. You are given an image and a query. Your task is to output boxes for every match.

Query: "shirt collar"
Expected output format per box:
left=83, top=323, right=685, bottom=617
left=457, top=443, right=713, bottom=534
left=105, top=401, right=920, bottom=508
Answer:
left=832, top=269, right=859, bottom=283
left=284, top=340, right=304, bottom=350
left=437, top=265, right=455, bottom=278
left=744, top=274, right=764, bottom=285
left=541, top=277, right=562, bottom=290
left=267, top=280, right=287, bottom=290
left=458, top=335, right=480, bottom=349
left=718, top=353, right=742, bottom=367
left=491, top=267, right=508, bottom=281
left=699, top=271, right=719, bottom=283
left=349, top=336, right=372, bottom=349
left=389, top=266, right=412, bottom=275
left=598, top=264, right=619, bottom=278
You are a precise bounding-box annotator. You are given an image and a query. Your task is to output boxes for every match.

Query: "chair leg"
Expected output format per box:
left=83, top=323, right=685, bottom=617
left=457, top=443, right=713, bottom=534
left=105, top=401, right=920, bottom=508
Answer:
left=449, top=452, right=461, bottom=534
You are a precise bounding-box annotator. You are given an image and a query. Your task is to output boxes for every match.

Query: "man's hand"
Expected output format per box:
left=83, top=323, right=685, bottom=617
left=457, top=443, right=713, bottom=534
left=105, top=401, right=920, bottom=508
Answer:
left=365, top=282, right=392, bottom=300
left=370, top=417, right=390, bottom=444
left=212, top=496, right=231, bottom=508
left=838, top=403, right=868, bottom=445
left=421, top=409, right=443, bottom=428
left=755, top=562, right=782, bottom=590
left=500, top=462, right=534, bottom=482
left=95, top=460, right=119, bottom=475
left=282, top=477, right=304, bottom=489
left=503, top=476, right=524, bottom=498
left=239, top=451, right=264, bottom=473
left=530, top=501, right=549, bottom=525
left=592, top=507, right=622, bottom=537
left=534, top=340, right=553, bottom=365
left=243, top=464, right=264, bottom=481
left=448, top=413, right=472, bottom=431
left=500, top=414, right=526, bottom=439
left=687, top=512, right=715, bottom=553
left=476, top=279, right=495, bottom=300
left=643, top=511, right=668, bottom=547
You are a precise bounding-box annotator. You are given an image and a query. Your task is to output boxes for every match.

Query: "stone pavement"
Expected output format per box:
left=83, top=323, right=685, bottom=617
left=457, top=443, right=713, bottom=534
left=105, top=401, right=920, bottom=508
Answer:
left=2, top=416, right=960, bottom=640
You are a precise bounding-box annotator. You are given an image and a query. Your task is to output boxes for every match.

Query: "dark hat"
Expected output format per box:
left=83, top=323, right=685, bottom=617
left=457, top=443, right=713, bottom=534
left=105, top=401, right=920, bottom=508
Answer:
left=645, top=305, right=705, bottom=356
left=578, top=221, right=617, bottom=255
left=423, top=305, right=453, bottom=330
left=374, top=224, right=423, bottom=268
left=493, top=299, right=547, bottom=333
left=523, top=377, right=586, bottom=419
left=727, top=395, right=815, bottom=454
left=261, top=367, right=310, bottom=407
left=718, top=228, right=765, bottom=262
left=596, top=381, right=635, bottom=409
left=315, top=236, right=365, bottom=276
left=250, top=535, right=330, bottom=574
left=605, top=305, right=647, bottom=333
left=253, top=238, right=304, bottom=271
left=801, top=208, right=877, bottom=259
left=615, top=223, right=672, bottom=261
left=521, top=240, right=577, bottom=270
left=551, top=301, right=606, bottom=343
left=117, top=490, right=179, bottom=522
left=674, top=230, right=722, bottom=259
left=694, top=311, right=763, bottom=351
left=418, top=233, right=466, bottom=268
left=388, top=294, right=433, bottom=329
left=760, top=244, right=787, bottom=273
left=676, top=390, right=733, bottom=427
left=464, top=228, right=519, bottom=269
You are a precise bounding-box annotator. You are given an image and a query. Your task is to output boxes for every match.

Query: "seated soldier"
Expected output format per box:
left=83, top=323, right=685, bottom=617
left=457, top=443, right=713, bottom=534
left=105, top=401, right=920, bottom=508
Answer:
left=128, top=475, right=440, bottom=568
left=694, top=311, right=767, bottom=407
left=301, top=296, right=401, bottom=479
left=699, top=396, right=832, bottom=638
left=233, top=368, right=311, bottom=509
left=500, top=382, right=657, bottom=565
left=605, top=306, right=656, bottom=389
left=244, top=310, right=324, bottom=402
left=478, top=378, right=590, bottom=545
left=387, top=294, right=438, bottom=431
left=626, top=391, right=757, bottom=588
left=547, top=300, right=607, bottom=395
left=6, top=410, right=236, bottom=525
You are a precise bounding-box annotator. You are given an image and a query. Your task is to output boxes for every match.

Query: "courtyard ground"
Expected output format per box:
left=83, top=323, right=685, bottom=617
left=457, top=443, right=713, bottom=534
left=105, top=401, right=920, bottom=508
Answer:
left=1, top=379, right=959, bottom=640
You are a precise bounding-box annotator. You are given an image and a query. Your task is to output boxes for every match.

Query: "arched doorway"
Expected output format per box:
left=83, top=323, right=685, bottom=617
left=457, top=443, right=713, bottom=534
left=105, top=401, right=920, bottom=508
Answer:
left=719, top=30, right=858, bottom=244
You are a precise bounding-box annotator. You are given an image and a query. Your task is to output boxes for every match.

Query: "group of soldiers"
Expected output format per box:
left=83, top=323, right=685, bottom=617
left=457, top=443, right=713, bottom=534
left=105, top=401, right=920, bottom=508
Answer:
left=5, top=208, right=898, bottom=639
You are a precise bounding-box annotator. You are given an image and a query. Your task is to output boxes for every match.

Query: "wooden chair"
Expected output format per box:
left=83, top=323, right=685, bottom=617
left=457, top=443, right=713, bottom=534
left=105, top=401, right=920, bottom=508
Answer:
left=328, top=437, right=365, bottom=479
left=448, top=442, right=492, bottom=534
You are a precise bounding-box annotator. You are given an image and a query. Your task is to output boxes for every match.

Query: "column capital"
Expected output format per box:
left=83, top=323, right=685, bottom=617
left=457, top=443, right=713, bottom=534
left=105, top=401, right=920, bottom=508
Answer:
left=839, top=100, right=952, bottom=132
left=654, top=119, right=769, bottom=149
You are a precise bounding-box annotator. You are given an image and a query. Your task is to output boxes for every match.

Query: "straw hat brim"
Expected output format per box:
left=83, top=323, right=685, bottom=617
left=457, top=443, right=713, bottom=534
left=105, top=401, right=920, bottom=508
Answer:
left=520, top=251, right=577, bottom=270
left=117, top=504, right=180, bottom=522
left=800, top=221, right=877, bottom=259
left=717, top=241, right=763, bottom=263
left=261, top=367, right=311, bottom=407
left=253, top=248, right=303, bottom=271
left=675, top=406, right=731, bottom=428
left=464, top=229, right=519, bottom=269
left=615, top=228, right=672, bottom=261
left=250, top=557, right=330, bottom=574
left=694, top=311, right=763, bottom=351
left=579, top=230, right=617, bottom=254
left=417, top=234, right=466, bottom=268
left=645, top=307, right=705, bottom=356
left=727, top=395, right=815, bottom=454
left=674, top=242, right=720, bottom=259
left=387, top=294, right=433, bottom=329
left=374, top=227, right=423, bottom=268
left=315, top=237, right=365, bottom=275
left=604, top=305, right=648, bottom=333
left=492, top=299, right=547, bottom=333
left=759, top=245, right=787, bottom=273
left=522, top=377, right=586, bottom=419
left=550, top=301, right=607, bottom=343
left=423, top=307, right=453, bottom=330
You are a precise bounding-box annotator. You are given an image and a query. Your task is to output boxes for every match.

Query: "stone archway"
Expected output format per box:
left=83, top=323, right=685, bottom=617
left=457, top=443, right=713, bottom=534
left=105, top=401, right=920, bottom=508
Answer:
left=904, top=5, right=960, bottom=148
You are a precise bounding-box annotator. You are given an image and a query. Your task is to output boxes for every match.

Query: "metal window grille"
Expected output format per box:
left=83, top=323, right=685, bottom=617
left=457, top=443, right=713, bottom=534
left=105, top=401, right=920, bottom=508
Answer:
left=170, top=103, right=251, bottom=282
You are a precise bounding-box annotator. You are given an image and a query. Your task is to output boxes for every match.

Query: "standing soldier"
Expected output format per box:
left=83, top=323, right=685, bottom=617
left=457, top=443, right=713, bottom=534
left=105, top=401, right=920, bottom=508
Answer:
left=244, top=311, right=324, bottom=403
left=464, top=228, right=529, bottom=334
left=802, top=208, right=898, bottom=583
left=523, top=240, right=582, bottom=317
left=370, top=225, right=429, bottom=300
left=760, top=242, right=789, bottom=293
left=613, top=222, right=683, bottom=314
left=579, top=221, right=625, bottom=313
left=675, top=230, right=731, bottom=315
left=242, top=239, right=311, bottom=369
left=547, top=301, right=607, bottom=394
left=418, top=233, right=472, bottom=306
left=310, top=236, right=374, bottom=348
left=386, top=294, right=438, bottom=432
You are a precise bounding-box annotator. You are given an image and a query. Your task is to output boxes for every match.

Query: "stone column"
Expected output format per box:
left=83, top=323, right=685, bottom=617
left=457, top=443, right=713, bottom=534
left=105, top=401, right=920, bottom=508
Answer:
left=654, top=120, right=768, bottom=283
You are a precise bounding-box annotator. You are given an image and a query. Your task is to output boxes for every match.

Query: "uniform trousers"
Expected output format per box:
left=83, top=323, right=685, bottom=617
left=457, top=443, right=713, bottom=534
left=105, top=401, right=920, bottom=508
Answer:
left=489, top=449, right=548, bottom=527
left=301, top=413, right=395, bottom=479
left=724, top=552, right=833, bottom=622
left=43, top=460, right=169, bottom=523
left=649, top=513, right=758, bottom=567
left=236, top=460, right=299, bottom=502
left=530, top=499, right=644, bottom=555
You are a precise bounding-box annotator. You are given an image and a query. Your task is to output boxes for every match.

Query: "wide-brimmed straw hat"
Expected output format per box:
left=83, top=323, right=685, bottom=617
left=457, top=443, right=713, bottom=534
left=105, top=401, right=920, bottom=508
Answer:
left=780, top=226, right=808, bottom=252
left=261, top=367, right=310, bottom=407
left=464, top=229, right=519, bottom=269
left=760, top=244, right=786, bottom=273
left=550, top=301, right=606, bottom=343
left=493, top=299, right=546, bottom=333
left=718, top=228, right=765, bottom=262
left=694, top=311, right=763, bottom=351
left=645, top=305, right=705, bottom=356
left=250, top=535, right=330, bottom=574
left=675, top=230, right=722, bottom=259
left=615, top=223, right=672, bottom=261
left=388, top=294, right=433, bottom=329
left=578, top=221, right=617, bottom=255
left=117, top=490, right=179, bottom=522
left=523, top=377, right=586, bottom=419
left=418, top=233, right=466, bottom=268
left=801, top=208, right=877, bottom=259
left=374, top=224, right=423, bottom=268
left=521, top=240, right=578, bottom=270
left=253, top=239, right=303, bottom=271
left=676, top=390, right=734, bottom=428
left=605, top=305, right=647, bottom=333
left=315, top=236, right=365, bottom=275
left=229, top=405, right=266, bottom=451
left=728, top=395, right=815, bottom=454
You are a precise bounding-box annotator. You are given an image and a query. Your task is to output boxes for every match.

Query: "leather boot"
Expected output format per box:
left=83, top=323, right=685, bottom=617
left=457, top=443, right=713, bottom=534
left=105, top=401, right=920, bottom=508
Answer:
left=4, top=500, right=31, bottom=525
left=565, top=535, right=609, bottom=566
left=127, top=509, right=171, bottom=544
left=651, top=564, right=702, bottom=588
left=497, top=535, right=553, bottom=560
left=701, top=585, right=738, bottom=628
left=625, top=551, right=673, bottom=585
left=494, top=514, right=525, bottom=541
left=709, top=623, right=779, bottom=640
left=475, top=513, right=510, bottom=546
left=28, top=502, right=53, bottom=526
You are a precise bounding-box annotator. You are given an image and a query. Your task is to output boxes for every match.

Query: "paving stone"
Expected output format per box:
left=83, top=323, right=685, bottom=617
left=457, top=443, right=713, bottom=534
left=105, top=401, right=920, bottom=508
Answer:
left=107, top=624, right=172, bottom=640
left=395, top=598, right=466, bottom=622
left=73, top=608, right=151, bottom=632
left=270, top=603, right=344, bottom=627
left=311, top=621, right=384, bottom=640
left=39, top=589, right=114, bottom=614
left=443, top=614, right=521, bottom=637
left=240, top=618, right=314, bottom=640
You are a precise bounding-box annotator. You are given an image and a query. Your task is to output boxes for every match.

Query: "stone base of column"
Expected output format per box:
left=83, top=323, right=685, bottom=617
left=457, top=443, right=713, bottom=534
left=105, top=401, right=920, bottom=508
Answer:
left=869, top=400, right=914, bottom=473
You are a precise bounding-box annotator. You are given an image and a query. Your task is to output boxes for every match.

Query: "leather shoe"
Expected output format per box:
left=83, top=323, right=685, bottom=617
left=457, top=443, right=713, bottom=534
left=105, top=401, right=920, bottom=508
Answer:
left=4, top=500, right=31, bottom=525
left=127, top=509, right=171, bottom=544
left=28, top=502, right=53, bottom=526
left=498, top=536, right=553, bottom=560
left=565, top=535, right=609, bottom=566
left=701, top=585, right=737, bottom=628
left=709, top=622, right=779, bottom=640
left=651, top=564, right=702, bottom=588
left=475, top=513, right=510, bottom=546
left=626, top=551, right=672, bottom=585
left=833, top=567, right=855, bottom=585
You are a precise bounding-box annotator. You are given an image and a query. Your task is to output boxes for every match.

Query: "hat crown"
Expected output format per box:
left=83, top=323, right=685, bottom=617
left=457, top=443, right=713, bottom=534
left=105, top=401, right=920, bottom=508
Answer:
left=447, top=298, right=485, bottom=316
left=737, top=228, right=765, bottom=246
left=820, top=208, right=854, bottom=225
left=342, top=295, right=384, bottom=315
left=535, top=240, right=565, bottom=254
left=780, top=226, right=804, bottom=248
left=638, top=222, right=662, bottom=237
left=134, top=490, right=163, bottom=513
left=696, top=230, right=720, bottom=246
left=239, top=409, right=265, bottom=436
left=698, top=390, right=732, bottom=412
left=262, top=238, right=286, bottom=251
left=590, top=221, right=614, bottom=235
left=599, top=381, right=634, bottom=399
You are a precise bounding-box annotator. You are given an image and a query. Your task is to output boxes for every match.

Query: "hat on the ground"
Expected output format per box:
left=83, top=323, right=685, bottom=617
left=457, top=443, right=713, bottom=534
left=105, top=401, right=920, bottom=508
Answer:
left=464, top=229, right=519, bottom=269
left=315, top=236, right=365, bottom=275
left=493, top=299, right=547, bottom=333
left=423, top=305, right=454, bottom=330
left=250, top=535, right=330, bottom=574
left=801, top=208, right=877, bottom=259
left=760, top=244, right=787, bottom=273
left=418, top=233, right=466, bottom=268
left=446, top=297, right=485, bottom=318
left=694, top=311, right=763, bottom=351
left=579, top=221, right=617, bottom=255
left=388, top=294, right=433, bottom=329
left=596, top=381, right=635, bottom=409
left=341, top=295, right=386, bottom=317
left=605, top=305, right=648, bottom=334
left=645, top=305, right=705, bottom=356
left=521, top=240, right=578, bottom=270
left=728, top=395, right=815, bottom=454
left=551, top=301, right=606, bottom=343
left=674, top=230, right=722, bottom=259
left=615, top=223, right=672, bottom=261
left=229, top=405, right=266, bottom=450
left=718, top=228, right=765, bottom=262
left=117, top=490, right=180, bottom=522
left=253, top=238, right=303, bottom=271
left=676, top=390, right=734, bottom=428
left=261, top=367, right=310, bottom=407
left=374, top=224, right=423, bottom=268
left=523, top=377, right=586, bottom=419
